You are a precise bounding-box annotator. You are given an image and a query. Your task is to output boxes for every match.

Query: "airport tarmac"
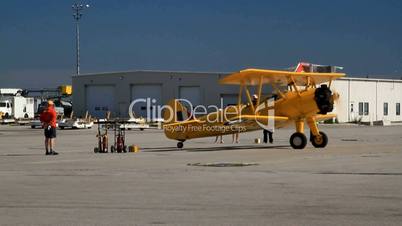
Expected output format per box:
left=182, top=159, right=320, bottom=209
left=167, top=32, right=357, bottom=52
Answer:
left=0, top=124, right=402, bottom=225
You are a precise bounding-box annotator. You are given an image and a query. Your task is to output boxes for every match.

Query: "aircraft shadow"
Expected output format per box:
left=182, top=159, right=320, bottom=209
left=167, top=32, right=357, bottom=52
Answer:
left=142, top=144, right=290, bottom=153
left=0, top=153, right=46, bottom=157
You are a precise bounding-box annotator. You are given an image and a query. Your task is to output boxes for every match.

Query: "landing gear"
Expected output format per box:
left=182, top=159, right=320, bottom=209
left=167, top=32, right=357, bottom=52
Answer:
left=311, top=131, right=328, bottom=148
left=177, top=142, right=184, bottom=149
left=290, top=132, right=307, bottom=149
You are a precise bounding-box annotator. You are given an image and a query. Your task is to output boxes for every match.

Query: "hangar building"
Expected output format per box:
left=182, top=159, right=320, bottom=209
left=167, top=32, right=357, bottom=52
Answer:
left=332, top=77, right=402, bottom=123
left=72, top=71, right=402, bottom=123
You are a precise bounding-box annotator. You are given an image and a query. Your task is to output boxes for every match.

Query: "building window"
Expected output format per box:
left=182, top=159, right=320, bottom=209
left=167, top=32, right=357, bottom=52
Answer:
left=358, top=102, right=363, bottom=115
left=364, top=102, right=369, bottom=115
left=397, top=103, right=401, bottom=116
left=384, top=103, right=388, bottom=116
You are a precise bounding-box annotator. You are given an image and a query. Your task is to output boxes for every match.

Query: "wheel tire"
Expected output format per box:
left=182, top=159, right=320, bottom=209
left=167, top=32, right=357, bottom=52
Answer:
left=311, top=132, right=328, bottom=148
left=31, top=125, right=35, bottom=129
left=111, top=146, right=115, bottom=153
left=60, top=126, right=65, bottom=130
left=24, top=114, right=29, bottom=119
left=177, top=142, right=184, bottom=149
left=94, top=147, right=99, bottom=153
left=290, top=132, right=307, bottom=149
left=4, top=113, right=9, bottom=119
left=140, top=128, right=144, bottom=131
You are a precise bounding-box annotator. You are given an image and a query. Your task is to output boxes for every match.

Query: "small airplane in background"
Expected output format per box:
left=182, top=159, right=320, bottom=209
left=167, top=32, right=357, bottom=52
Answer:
left=163, top=63, right=345, bottom=149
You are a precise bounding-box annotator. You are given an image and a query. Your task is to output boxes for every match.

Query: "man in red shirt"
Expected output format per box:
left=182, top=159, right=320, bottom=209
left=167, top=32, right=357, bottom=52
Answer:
left=40, top=100, right=58, bottom=155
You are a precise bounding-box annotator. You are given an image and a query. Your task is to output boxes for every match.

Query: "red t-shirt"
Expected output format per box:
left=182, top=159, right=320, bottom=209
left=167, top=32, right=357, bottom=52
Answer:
left=40, top=107, right=57, bottom=128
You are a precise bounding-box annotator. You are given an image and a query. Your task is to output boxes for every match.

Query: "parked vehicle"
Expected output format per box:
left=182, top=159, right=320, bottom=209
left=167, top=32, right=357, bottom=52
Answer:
left=59, top=118, right=93, bottom=129
left=36, top=99, right=72, bottom=117
left=0, top=96, right=34, bottom=119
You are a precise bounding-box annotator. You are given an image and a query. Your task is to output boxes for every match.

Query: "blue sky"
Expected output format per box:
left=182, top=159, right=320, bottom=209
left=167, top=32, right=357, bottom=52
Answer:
left=1, top=0, right=402, bottom=88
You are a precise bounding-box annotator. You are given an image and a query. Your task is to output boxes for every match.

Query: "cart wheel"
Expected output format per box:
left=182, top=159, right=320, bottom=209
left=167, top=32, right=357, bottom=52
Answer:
left=177, top=142, right=184, bottom=149
left=94, top=147, right=99, bottom=153
left=111, top=146, right=115, bottom=153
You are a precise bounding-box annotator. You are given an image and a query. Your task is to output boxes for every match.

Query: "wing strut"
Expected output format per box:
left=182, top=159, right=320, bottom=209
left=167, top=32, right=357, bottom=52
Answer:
left=238, top=83, right=243, bottom=106
left=244, top=84, right=255, bottom=113
left=272, top=83, right=285, bottom=99
left=256, top=76, right=263, bottom=111
left=289, top=76, right=301, bottom=96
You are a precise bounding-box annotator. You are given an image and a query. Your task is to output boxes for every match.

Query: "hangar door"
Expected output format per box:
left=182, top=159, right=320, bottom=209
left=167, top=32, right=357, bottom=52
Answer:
left=86, top=85, right=115, bottom=118
left=131, top=84, right=162, bottom=120
left=179, top=86, right=201, bottom=110
left=220, top=94, right=238, bottom=107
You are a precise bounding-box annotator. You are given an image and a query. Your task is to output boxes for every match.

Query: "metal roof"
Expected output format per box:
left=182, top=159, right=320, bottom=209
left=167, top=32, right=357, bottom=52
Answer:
left=73, top=70, right=402, bottom=83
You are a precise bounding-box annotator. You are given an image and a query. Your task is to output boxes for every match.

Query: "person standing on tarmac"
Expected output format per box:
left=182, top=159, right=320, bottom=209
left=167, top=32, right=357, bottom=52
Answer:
left=252, top=94, right=274, bottom=144
left=263, top=129, right=274, bottom=144
left=40, top=100, right=58, bottom=155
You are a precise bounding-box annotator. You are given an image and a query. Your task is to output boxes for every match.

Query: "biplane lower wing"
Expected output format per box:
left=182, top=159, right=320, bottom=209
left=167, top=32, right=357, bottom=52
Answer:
left=225, top=115, right=289, bottom=125
left=314, top=113, right=337, bottom=122
left=163, top=119, right=202, bottom=128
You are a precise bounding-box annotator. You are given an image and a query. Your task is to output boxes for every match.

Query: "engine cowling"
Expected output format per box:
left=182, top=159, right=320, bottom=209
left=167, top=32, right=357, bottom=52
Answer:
left=314, top=85, right=333, bottom=114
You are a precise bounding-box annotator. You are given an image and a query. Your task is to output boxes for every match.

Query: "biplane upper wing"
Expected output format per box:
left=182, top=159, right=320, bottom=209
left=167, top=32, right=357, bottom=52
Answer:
left=219, top=69, right=345, bottom=86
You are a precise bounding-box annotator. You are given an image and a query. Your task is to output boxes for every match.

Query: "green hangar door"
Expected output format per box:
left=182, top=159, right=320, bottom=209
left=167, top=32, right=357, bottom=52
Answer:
left=179, top=86, right=201, bottom=110
left=220, top=94, right=238, bottom=107
left=131, top=84, right=162, bottom=121
left=85, top=85, right=115, bottom=118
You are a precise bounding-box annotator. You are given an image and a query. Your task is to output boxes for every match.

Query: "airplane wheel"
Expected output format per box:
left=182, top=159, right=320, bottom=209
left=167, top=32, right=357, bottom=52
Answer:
left=290, top=132, right=307, bottom=149
left=177, top=142, right=184, bottom=149
left=311, top=132, right=328, bottom=148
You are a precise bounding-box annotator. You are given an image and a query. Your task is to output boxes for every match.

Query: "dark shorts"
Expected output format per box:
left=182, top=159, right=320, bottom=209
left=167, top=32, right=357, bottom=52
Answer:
left=44, top=127, right=57, bottom=138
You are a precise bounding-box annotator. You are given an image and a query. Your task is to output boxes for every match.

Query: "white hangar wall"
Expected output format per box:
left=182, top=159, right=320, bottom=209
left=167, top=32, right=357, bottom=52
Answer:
left=332, top=78, right=402, bottom=123
left=72, top=71, right=271, bottom=119
left=72, top=71, right=402, bottom=123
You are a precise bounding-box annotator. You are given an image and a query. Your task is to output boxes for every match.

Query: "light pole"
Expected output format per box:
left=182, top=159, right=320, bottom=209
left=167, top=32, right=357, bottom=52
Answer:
left=72, top=3, right=89, bottom=75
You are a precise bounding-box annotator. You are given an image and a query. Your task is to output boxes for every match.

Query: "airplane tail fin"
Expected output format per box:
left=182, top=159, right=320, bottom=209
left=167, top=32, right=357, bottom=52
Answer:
left=295, top=62, right=311, bottom=72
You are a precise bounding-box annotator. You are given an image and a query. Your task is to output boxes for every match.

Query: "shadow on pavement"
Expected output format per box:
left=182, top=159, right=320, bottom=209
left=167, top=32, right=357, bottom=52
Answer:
left=142, top=145, right=290, bottom=152
left=1, top=154, right=46, bottom=157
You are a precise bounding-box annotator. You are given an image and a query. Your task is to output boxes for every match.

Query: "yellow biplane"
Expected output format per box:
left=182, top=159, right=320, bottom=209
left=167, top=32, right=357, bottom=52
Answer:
left=163, top=64, right=345, bottom=149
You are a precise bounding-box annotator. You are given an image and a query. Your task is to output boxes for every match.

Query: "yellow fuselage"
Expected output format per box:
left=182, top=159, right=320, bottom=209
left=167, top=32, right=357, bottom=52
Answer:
left=164, top=89, right=320, bottom=141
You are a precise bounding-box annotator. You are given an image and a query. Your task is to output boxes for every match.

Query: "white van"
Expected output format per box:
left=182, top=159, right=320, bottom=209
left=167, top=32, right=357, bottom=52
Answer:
left=0, top=99, right=12, bottom=118
left=0, top=96, right=34, bottom=119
